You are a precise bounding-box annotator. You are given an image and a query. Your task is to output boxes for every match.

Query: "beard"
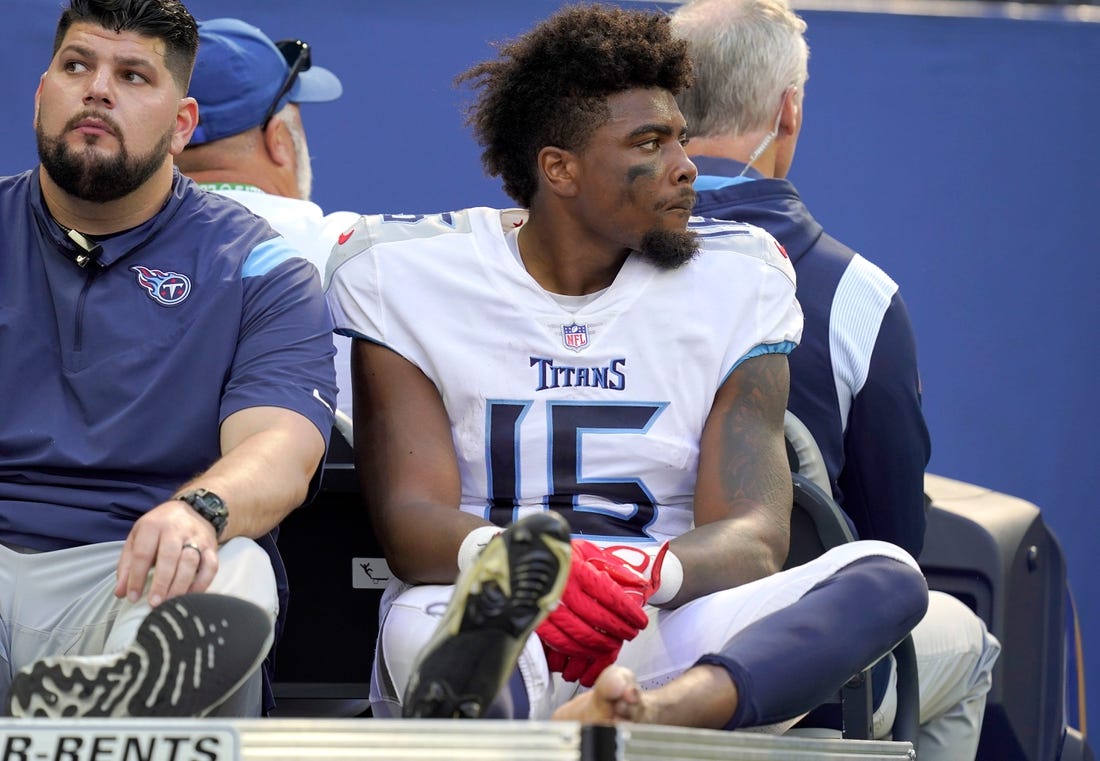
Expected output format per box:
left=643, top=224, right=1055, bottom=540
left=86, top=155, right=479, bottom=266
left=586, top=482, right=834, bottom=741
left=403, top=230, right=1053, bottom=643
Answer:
left=636, top=228, right=700, bottom=270
left=36, top=113, right=173, bottom=203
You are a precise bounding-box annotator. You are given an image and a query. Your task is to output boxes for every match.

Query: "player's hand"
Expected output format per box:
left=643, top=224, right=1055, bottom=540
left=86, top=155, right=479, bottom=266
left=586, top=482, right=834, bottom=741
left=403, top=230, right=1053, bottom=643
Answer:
left=587, top=542, right=671, bottom=604
left=550, top=648, right=621, bottom=688
left=537, top=539, right=652, bottom=687
left=114, top=500, right=219, bottom=607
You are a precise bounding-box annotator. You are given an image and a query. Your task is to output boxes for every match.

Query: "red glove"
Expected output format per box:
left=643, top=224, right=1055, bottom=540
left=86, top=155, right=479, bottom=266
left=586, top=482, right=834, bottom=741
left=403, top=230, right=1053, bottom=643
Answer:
left=590, top=542, right=671, bottom=603
left=552, top=644, right=619, bottom=688
left=536, top=540, right=658, bottom=687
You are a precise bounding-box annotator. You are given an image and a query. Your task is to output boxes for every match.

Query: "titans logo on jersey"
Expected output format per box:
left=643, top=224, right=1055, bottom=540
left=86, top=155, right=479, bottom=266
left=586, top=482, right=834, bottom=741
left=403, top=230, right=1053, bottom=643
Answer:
left=530, top=356, right=627, bottom=391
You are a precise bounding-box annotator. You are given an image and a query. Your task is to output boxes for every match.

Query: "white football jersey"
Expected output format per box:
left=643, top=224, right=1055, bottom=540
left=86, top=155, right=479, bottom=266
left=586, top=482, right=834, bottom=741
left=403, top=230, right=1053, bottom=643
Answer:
left=325, top=207, right=801, bottom=544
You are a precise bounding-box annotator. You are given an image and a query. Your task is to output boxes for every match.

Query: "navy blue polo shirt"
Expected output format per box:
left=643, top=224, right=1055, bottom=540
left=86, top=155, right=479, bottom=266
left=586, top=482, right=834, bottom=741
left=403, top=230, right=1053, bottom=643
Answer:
left=0, top=168, right=337, bottom=550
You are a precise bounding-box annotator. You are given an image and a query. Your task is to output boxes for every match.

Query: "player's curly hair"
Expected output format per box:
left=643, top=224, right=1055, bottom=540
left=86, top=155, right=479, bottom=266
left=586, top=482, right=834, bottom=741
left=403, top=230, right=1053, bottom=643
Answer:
left=456, top=4, right=694, bottom=208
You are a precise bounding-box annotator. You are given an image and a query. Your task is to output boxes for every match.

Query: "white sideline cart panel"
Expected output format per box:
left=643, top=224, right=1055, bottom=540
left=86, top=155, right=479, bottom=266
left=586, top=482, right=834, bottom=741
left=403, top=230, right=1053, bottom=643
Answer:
left=0, top=718, right=914, bottom=760
left=619, top=724, right=915, bottom=760
left=238, top=719, right=580, bottom=760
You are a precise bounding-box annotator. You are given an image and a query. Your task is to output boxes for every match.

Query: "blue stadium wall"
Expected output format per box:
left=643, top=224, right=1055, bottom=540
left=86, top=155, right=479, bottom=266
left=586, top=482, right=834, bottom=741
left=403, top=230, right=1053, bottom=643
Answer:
left=5, top=0, right=1098, bottom=733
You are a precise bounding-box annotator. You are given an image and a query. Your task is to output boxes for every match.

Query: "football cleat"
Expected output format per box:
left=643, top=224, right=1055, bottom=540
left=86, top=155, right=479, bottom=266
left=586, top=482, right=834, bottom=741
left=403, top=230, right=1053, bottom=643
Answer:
left=7, top=593, right=271, bottom=718
left=402, top=512, right=572, bottom=718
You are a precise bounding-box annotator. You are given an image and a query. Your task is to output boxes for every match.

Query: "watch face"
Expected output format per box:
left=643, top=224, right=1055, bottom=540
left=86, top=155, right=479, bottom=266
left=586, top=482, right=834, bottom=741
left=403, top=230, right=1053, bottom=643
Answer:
left=183, top=489, right=228, bottom=536
left=203, top=494, right=228, bottom=519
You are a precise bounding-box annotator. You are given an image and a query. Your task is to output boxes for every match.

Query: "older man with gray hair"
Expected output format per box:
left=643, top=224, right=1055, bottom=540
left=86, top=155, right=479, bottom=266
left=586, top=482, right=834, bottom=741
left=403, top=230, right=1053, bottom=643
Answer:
left=669, top=0, right=1000, bottom=757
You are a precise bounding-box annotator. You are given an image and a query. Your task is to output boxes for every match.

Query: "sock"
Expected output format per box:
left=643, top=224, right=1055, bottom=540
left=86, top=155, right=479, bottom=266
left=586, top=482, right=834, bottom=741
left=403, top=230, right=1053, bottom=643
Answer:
left=695, top=554, right=928, bottom=729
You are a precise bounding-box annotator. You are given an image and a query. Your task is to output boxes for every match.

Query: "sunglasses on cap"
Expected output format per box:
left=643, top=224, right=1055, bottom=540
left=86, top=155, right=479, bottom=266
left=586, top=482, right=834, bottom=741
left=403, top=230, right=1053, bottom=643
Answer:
left=260, top=39, right=311, bottom=130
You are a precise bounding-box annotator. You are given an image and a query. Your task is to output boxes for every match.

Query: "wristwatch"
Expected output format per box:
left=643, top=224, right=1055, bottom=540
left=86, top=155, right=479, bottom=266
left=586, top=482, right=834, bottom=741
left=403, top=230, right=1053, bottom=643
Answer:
left=176, top=488, right=228, bottom=539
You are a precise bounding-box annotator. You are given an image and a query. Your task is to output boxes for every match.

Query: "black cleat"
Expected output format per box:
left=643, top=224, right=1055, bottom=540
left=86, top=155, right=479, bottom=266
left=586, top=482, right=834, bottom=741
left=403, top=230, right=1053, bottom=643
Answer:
left=7, top=593, right=271, bottom=718
left=402, top=512, right=572, bottom=719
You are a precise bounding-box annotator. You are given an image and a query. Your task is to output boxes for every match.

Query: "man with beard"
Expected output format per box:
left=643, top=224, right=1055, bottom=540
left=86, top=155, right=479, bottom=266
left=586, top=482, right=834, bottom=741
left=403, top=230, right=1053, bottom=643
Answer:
left=0, top=0, right=336, bottom=719
left=175, top=18, right=359, bottom=422
left=325, top=4, right=928, bottom=730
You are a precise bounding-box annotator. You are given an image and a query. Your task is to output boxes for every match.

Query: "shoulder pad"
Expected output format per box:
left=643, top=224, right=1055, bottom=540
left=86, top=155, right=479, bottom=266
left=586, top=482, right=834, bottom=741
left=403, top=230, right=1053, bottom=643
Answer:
left=326, top=210, right=473, bottom=276
left=691, top=216, right=795, bottom=282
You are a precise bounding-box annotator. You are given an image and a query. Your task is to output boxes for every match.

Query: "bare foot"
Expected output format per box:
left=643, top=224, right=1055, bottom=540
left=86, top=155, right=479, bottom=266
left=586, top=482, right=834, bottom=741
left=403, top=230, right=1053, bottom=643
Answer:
left=552, top=663, right=738, bottom=729
left=551, top=666, right=648, bottom=724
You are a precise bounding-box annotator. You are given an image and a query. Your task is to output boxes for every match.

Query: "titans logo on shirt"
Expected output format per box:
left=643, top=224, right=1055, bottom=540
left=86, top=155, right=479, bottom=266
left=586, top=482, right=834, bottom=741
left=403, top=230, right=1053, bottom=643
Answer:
left=131, top=265, right=191, bottom=306
left=531, top=356, right=626, bottom=391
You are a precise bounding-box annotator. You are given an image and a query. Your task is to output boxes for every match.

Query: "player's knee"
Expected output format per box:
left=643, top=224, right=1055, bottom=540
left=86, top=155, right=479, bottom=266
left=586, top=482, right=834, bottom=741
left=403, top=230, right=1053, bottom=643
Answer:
left=845, top=555, right=929, bottom=633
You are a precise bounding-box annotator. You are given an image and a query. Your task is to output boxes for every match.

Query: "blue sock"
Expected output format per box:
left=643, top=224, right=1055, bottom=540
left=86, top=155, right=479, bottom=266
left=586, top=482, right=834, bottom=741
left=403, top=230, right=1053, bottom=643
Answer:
left=695, top=554, right=928, bottom=729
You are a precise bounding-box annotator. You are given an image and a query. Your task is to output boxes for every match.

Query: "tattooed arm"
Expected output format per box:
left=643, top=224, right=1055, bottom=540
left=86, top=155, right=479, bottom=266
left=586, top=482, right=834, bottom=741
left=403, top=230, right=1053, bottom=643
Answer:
left=663, top=352, right=793, bottom=608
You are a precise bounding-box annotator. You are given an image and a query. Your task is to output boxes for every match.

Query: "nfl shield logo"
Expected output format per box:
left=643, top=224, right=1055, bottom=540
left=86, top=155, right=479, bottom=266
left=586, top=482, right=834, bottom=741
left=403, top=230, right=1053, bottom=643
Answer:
left=562, top=322, right=589, bottom=352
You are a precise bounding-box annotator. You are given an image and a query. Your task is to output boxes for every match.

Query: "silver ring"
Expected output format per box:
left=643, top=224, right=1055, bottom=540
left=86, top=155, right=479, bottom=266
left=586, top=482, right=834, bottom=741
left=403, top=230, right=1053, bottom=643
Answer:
left=182, top=542, right=202, bottom=558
